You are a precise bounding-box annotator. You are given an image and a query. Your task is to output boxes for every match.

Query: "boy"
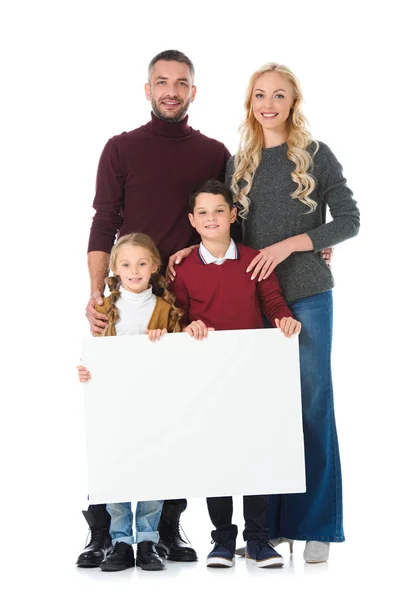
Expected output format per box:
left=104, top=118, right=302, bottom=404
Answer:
left=169, top=179, right=301, bottom=568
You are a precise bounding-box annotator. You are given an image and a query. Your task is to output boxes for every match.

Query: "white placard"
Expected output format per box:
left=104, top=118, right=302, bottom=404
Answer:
left=82, top=329, right=305, bottom=504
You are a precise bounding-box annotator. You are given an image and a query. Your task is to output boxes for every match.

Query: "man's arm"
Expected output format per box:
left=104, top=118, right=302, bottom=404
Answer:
left=88, top=250, right=109, bottom=295
left=85, top=251, right=110, bottom=335
left=86, top=137, right=125, bottom=334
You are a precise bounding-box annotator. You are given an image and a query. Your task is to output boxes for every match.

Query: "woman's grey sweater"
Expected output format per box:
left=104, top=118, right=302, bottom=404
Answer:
left=226, top=141, right=360, bottom=303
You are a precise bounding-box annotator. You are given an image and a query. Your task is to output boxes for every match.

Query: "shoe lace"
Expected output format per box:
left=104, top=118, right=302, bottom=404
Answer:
left=85, top=526, right=107, bottom=546
left=211, top=539, right=234, bottom=550
left=173, top=521, right=192, bottom=546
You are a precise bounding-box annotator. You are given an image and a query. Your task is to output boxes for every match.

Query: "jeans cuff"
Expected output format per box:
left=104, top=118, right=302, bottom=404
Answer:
left=136, top=531, right=160, bottom=544
left=112, top=536, right=134, bottom=545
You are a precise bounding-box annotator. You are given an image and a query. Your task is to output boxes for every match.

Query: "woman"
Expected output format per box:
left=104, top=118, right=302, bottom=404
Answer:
left=168, top=62, right=359, bottom=563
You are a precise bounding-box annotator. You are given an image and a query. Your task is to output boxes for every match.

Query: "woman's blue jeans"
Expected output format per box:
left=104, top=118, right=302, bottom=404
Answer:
left=265, top=290, right=344, bottom=542
left=106, top=500, right=163, bottom=545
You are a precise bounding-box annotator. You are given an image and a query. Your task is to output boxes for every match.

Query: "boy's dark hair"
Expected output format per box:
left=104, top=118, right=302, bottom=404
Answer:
left=189, top=179, right=234, bottom=212
left=148, top=50, right=195, bottom=82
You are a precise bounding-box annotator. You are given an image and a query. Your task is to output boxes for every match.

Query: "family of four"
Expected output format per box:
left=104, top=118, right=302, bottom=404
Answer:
left=76, top=49, right=360, bottom=572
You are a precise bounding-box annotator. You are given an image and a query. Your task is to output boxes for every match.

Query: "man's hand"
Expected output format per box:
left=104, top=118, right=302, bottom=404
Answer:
left=274, top=317, right=302, bottom=338
left=167, top=245, right=198, bottom=282
left=86, top=290, right=108, bottom=335
left=146, top=328, right=167, bottom=342
left=184, top=320, right=215, bottom=340
left=322, top=247, right=333, bottom=267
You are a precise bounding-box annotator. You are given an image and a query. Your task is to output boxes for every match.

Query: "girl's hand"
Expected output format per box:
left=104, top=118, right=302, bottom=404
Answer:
left=77, top=365, right=91, bottom=382
left=146, top=328, right=167, bottom=342
left=275, top=317, right=302, bottom=338
left=247, top=240, right=293, bottom=281
left=167, top=245, right=198, bottom=282
left=184, top=320, right=215, bottom=340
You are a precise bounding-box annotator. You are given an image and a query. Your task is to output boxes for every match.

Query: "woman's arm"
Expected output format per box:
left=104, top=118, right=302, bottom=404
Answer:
left=248, top=142, right=359, bottom=280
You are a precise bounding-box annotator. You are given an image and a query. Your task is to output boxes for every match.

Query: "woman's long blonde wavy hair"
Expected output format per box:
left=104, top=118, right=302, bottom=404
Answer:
left=102, top=233, right=183, bottom=336
left=231, top=63, right=319, bottom=217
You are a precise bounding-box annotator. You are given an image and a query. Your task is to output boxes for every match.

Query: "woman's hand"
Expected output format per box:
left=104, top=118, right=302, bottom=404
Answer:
left=146, top=328, right=167, bottom=342
left=167, top=245, right=198, bottom=282
left=184, top=320, right=215, bottom=340
left=77, top=365, right=91, bottom=382
left=247, top=240, right=293, bottom=281
left=275, top=317, right=302, bottom=338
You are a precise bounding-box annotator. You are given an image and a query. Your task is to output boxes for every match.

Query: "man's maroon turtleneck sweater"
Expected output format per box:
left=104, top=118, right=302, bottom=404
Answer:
left=88, top=113, right=231, bottom=264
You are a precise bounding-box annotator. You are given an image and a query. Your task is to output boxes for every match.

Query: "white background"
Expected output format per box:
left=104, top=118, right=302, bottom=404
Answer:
left=1, top=1, right=399, bottom=599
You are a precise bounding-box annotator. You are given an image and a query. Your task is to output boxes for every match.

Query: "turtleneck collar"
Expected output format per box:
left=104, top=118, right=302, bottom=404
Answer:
left=120, top=285, right=154, bottom=303
left=147, top=111, right=192, bottom=138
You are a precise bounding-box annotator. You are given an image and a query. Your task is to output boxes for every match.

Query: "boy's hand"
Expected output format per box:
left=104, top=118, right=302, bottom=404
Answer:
left=167, top=245, right=198, bottom=282
left=275, top=317, right=302, bottom=338
left=146, top=328, right=167, bottom=342
left=184, top=320, right=215, bottom=340
left=77, top=365, right=91, bottom=382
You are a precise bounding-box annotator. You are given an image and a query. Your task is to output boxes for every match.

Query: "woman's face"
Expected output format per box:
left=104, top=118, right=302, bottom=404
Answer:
left=251, top=71, right=295, bottom=134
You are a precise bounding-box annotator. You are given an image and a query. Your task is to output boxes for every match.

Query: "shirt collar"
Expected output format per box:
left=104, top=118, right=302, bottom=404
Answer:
left=198, top=239, right=238, bottom=265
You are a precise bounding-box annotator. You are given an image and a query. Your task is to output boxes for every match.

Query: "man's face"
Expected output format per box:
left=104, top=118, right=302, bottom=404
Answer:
left=145, top=60, right=196, bottom=122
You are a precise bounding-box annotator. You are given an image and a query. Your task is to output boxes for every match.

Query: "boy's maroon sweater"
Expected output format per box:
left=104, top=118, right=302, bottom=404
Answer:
left=87, top=113, right=231, bottom=264
left=170, top=244, right=294, bottom=330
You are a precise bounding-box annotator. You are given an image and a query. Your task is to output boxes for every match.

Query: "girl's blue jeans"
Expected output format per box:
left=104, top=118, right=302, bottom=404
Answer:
left=265, top=290, right=344, bottom=542
left=106, top=500, right=164, bottom=545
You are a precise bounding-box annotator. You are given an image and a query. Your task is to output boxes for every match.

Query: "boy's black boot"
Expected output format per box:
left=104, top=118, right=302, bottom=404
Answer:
left=157, top=502, right=198, bottom=562
left=76, top=505, right=113, bottom=567
left=136, top=541, right=165, bottom=571
left=100, top=542, right=135, bottom=571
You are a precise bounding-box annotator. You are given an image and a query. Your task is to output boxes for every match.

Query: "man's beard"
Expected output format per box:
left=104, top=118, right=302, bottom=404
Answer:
left=151, top=96, right=190, bottom=123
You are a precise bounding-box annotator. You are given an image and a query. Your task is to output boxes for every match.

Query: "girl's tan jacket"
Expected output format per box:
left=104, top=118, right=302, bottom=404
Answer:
left=95, top=295, right=181, bottom=337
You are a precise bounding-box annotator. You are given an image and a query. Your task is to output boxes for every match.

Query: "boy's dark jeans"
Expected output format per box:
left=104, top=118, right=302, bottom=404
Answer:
left=207, top=495, right=270, bottom=542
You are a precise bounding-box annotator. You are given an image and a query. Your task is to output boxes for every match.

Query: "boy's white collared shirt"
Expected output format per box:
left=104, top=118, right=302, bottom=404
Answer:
left=199, top=238, right=238, bottom=265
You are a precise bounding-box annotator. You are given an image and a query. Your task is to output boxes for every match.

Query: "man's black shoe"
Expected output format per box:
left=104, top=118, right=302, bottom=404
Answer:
left=76, top=506, right=113, bottom=568
left=100, top=542, right=135, bottom=571
left=157, top=502, right=197, bottom=562
left=136, top=541, right=165, bottom=571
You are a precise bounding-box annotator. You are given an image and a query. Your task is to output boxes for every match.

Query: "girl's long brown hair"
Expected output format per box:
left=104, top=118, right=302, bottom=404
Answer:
left=102, top=233, right=183, bottom=335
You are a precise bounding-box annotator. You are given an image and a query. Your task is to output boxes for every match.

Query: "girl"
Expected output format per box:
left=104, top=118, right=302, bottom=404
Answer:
left=168, top=63, right=360, bottom=564
left=78, top=232, right=182, bottom=572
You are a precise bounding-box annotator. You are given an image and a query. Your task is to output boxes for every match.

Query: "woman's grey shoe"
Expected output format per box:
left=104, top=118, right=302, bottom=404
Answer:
left=303, top=541, right=330, bottom=563
left=235, top=538, right=294, bottom=557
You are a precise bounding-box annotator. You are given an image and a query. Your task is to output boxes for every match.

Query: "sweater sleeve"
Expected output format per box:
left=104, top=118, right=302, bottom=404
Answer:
left=256, top=271, right=294, bottom=324
left=306, top=142, right=360, bottom=252
left=87, top=138, right=125, bottom=254
left=169, top=271, right=190, bottom=328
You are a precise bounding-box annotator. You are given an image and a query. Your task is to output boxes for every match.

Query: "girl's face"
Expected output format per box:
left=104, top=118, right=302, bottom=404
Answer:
left=114, top=244, right=157, bottom=294
left=251, top=71, right=295, bottom=135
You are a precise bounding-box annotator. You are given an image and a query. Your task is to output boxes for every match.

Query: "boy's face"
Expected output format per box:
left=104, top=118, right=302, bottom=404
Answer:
left=188, top=193, right=237, bottom=241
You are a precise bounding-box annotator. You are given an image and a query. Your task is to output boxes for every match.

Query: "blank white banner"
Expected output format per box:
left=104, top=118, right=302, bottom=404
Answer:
left=82, top=329, right=305, bottom=504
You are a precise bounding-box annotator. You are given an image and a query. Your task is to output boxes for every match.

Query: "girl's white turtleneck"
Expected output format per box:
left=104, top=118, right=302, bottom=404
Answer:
left=115, top=286, right=156, bottom=336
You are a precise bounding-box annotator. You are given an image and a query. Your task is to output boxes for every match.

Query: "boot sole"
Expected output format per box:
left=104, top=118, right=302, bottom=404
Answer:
left=136, top=559, right=165, bottom=571
left=165, top=554, right=198, bottom=562
left=99, top=562, right=135, bottom=571
left=156, top=546, right=197, bottom=562
left=76, top=560, right=102, bottom=568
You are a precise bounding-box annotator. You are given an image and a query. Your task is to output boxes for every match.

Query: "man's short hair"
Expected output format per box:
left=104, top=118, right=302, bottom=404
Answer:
left=189, top=180, right=234, bottom=212
left=148, top=50, right=195, bottom=82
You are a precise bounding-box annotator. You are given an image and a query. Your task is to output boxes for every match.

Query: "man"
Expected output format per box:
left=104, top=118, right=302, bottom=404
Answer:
left=78, top=49, right=231, bottom=568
